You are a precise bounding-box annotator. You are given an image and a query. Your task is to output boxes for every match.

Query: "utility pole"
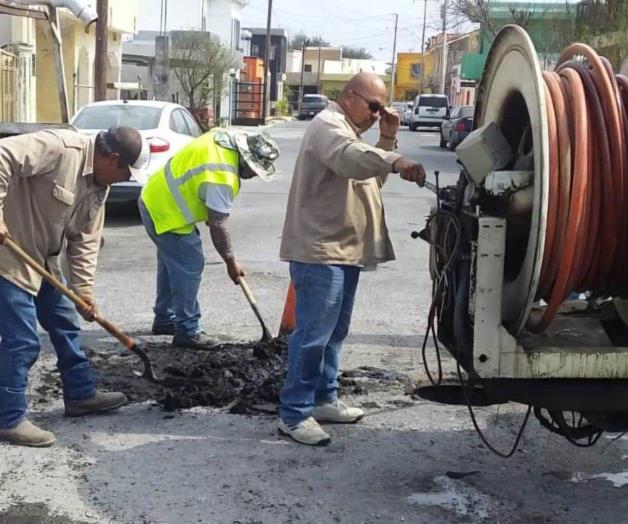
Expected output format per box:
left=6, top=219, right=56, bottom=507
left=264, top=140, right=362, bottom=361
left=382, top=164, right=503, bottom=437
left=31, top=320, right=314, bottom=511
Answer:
left=440, top=0, right=448, bottom=95
left=389, top=13, right=398, bottom=105
left=316, top=45, right=322, bottom=94
left=262, top=0, right=272, bottom=119
left=298, top=40, right=307, bottom=114
left=94, top=0, right=108, bottom=101
left=419, top=0, right=427, bottom=95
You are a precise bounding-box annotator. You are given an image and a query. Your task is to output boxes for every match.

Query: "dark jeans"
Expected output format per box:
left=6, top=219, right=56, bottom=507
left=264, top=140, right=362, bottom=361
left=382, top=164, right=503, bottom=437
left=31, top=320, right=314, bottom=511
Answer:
left=0, top=276, right=95, bottom=428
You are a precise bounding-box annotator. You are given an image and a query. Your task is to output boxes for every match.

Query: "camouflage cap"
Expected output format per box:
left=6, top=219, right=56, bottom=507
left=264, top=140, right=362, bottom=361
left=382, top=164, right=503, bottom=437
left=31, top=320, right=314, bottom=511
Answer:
left=233, top=131, right=280, bottom=181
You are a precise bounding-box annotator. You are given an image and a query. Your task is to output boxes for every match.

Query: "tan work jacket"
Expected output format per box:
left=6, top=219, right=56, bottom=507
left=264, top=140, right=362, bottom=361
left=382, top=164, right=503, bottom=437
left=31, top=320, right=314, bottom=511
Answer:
left=0, top=129, right=108, bottom=299
left=280, top=102, right=402, bottom=267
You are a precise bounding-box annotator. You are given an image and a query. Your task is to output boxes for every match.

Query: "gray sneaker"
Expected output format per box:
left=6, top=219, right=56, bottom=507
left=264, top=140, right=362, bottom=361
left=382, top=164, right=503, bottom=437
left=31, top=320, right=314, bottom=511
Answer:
left=173, top=332, right=221, bottom=350
left=0, top=420, right=56, bottom=447
left=313, top=400, right=365, bottom=424
left=278, top=417, right=331, bottom=446
left=65, top=391, right=127, bottom=417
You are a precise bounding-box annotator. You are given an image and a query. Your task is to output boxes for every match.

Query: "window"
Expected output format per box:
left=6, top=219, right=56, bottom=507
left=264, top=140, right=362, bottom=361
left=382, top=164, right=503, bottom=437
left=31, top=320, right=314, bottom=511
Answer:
left=251, top=44, right=260, bottom=57
left=72, top=105, right=162, bottom=130
left=170, top=109, right=190, bottom=135
left=304, top=64, right=312, bottom=72
left=181, top=110, right=201, bottom=137
left=418, top=95, right=448, bottom=108
left=410, top=63, right=422, bottom=78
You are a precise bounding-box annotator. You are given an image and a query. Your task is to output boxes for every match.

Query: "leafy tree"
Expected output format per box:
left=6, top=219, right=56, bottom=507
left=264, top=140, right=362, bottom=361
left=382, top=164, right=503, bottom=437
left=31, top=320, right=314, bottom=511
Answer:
left=169, top=31, right=237, bottom=113
left=341, top=46, right=373, bottom=59
left=289, top=32, right=330, bottom=51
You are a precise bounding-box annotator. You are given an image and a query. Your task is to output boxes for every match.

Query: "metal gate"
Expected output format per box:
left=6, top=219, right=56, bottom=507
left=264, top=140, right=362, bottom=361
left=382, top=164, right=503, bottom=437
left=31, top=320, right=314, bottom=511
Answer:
left=231, top=80, right=266, bottom=126
left=0, top=49, right=16, bottom=122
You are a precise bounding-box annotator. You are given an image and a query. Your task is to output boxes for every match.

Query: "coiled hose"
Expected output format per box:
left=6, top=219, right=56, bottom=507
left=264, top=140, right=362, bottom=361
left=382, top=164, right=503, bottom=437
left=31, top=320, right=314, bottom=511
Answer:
left=529, top=44, right=628, bottom=332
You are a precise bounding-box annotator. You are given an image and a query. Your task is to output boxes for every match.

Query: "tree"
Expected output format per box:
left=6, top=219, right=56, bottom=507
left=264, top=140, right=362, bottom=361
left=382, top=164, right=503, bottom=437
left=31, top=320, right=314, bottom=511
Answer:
left=170, top=31, right=237, bottom=113
left=448, top=0, right=533, bottom=38
left=289, top=32, right=330, bottom=51
left=341, top=46, right=373, bottom=59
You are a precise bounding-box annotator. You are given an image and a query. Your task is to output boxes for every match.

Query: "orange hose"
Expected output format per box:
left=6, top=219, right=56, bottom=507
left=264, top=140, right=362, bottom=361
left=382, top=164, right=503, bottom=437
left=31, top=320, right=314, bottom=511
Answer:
left=528, top=45, right=628, bottom=332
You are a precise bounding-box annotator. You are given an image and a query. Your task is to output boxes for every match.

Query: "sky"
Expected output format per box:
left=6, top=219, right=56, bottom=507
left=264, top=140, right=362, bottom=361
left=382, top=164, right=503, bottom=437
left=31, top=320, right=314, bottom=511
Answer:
left=136, top=0, right=584, bottom=63
left=137, top=0, right=453, bottom=62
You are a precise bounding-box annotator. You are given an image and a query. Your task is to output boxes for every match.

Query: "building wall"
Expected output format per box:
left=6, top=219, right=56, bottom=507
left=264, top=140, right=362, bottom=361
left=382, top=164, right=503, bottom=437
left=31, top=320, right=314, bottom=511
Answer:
left=394, top=52, right=434, bottom=101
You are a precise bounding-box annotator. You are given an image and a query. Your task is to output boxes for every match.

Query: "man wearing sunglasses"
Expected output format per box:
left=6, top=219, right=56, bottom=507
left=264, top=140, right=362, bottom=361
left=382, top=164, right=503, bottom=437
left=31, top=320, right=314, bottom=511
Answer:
left=278, top=72, right=427, bottom=446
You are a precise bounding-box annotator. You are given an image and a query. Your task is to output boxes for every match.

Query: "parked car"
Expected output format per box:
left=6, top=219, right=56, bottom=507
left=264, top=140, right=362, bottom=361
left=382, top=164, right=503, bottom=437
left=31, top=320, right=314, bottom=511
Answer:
left=71, top=100, right=201, bottom=204
left=298, top=94, right=329, bottom=120
left=440, top=105, right=474, bottom=149
left=409, top=94, right=450, bottom=131
left=404, top=102, right=414, bottom=126
left=392, top=101, right=412, bottom=126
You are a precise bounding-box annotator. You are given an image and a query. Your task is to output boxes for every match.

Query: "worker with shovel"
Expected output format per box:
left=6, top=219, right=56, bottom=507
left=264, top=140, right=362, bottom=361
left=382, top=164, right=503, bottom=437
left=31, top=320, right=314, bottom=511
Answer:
left=139, top=129, right=279, bottom=350
left=0, top=126, right=149, bottom=447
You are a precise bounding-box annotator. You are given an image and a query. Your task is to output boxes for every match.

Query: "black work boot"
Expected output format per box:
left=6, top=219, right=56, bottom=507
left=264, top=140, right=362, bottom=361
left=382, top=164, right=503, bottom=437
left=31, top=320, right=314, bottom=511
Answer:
left=172, top=331, right=221, bottom=350
left=65, top=391, right=127, bottom=417
left=152, top=321, right=175, bottom=336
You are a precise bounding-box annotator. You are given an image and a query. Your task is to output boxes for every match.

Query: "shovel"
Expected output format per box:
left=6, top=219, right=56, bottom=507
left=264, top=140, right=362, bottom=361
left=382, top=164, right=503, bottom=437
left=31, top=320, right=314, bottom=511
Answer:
left=1, top=236, right=199, bottom=388
left=237, top=277, right=273, bottom=342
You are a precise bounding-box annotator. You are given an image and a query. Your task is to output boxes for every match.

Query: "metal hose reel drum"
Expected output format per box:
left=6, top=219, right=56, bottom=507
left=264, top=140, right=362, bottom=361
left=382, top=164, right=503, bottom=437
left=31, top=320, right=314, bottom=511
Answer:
left=472, top=25, right=550, bottom=335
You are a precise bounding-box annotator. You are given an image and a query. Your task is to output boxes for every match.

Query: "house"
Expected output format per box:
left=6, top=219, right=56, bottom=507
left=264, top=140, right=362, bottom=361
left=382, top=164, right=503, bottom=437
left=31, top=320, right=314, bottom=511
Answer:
left=0, top=0, right=138, bottom=123
left=130, top=0, right=249, bottom=121
left=394, top=52, right=435, bottom=101
left=243, top=27, right=287, bottom=106
left=285, top=46, right=390, bottom=105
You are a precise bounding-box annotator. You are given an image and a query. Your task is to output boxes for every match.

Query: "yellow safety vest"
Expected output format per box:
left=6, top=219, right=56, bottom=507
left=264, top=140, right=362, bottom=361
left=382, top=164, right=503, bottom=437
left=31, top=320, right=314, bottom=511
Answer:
left=141, top=130, right=241, bottom=235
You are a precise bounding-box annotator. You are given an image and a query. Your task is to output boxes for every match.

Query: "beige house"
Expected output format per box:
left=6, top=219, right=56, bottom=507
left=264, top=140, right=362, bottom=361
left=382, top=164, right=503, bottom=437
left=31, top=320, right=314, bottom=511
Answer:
left=0, top=0, right=138, bottom=123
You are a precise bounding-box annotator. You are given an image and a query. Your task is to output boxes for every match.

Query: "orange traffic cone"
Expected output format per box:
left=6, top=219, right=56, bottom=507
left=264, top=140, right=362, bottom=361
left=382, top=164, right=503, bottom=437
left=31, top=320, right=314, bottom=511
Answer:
left=279, top=281, right=296, bottom=336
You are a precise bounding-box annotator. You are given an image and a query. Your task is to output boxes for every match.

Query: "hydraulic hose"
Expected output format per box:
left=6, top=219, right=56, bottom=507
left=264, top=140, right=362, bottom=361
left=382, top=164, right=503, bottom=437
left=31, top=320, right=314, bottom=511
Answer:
left=529, top=44, right=628, bottom=332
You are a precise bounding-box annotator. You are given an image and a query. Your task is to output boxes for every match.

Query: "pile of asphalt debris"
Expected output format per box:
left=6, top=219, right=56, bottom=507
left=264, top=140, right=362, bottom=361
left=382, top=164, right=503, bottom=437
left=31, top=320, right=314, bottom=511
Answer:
left=35, top=337, right=414, bottom=415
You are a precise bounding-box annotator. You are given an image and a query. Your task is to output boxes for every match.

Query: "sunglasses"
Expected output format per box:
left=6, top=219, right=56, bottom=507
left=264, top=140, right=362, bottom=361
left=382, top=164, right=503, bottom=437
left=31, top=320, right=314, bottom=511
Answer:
left=352, top=91, right=383, bottom=113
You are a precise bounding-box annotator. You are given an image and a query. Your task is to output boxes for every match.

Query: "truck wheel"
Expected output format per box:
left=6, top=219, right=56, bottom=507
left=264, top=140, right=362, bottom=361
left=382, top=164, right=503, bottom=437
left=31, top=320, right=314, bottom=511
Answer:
left=439, top=132, right=447, bottom=148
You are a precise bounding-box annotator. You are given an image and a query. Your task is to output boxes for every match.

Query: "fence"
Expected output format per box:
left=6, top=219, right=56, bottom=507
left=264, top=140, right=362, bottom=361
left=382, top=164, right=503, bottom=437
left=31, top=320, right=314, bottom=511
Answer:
left=0, top=50, right=16, bottom=123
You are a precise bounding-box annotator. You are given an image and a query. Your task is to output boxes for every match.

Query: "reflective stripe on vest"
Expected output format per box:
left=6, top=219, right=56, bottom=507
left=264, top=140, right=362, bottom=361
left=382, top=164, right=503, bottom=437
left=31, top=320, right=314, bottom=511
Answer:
left=164, top=160, right=239, bottom=224
left=141, top=130, right=240, bottom=235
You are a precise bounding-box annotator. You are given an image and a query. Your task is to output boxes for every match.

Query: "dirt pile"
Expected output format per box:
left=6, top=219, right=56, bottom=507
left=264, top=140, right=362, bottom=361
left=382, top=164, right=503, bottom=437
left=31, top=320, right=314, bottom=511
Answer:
left=35, top=337, right=413, bottom=414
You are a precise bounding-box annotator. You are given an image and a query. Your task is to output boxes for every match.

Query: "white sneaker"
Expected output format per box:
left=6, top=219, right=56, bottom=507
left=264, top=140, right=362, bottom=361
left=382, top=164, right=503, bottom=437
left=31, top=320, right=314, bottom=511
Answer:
left=278, top=417, right=331, bottom=446
left=313, top=400, right=364, bottom=424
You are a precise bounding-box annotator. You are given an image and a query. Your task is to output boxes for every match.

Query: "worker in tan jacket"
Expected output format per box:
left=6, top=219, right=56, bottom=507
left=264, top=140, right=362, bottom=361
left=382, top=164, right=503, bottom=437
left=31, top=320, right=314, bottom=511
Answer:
left=0, top=126, right=148, bottom=447
left=278, top=72, right=426, bottom=446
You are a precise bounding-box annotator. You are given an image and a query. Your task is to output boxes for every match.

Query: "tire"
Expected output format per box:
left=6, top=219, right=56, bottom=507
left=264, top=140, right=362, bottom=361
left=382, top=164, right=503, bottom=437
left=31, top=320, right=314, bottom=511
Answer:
left=410, top=123, right=417, bottom=132
left=439, top=132, right=447, bottom=148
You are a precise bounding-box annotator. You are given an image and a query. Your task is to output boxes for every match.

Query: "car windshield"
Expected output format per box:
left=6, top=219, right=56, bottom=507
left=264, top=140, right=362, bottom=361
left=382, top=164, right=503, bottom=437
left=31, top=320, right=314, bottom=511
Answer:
left=72, top=105, right=162, bottom=130
left=419, top=96, right=448, bottom=108
left=303, top=96, right=326, bottom=103
left=459, top=106, right=475, bottom=118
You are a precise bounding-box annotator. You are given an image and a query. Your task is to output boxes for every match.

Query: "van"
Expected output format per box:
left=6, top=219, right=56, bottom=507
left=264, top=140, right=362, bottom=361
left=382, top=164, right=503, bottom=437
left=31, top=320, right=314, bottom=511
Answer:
left=410, top=94, right=450, bottom=131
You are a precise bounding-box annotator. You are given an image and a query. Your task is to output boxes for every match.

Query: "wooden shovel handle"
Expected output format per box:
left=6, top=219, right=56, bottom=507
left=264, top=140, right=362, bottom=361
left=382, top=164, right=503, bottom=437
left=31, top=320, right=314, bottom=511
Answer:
left=2, top=236, right=136, bottom=350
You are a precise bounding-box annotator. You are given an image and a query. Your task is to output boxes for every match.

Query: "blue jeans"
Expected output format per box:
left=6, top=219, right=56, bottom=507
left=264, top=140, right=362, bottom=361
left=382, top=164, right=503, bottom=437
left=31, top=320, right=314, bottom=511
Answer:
left=279, top=262, right=361, bottom=426
left=0, top=276, right=95, bottom=429
left=139, top=198, right=205, bottom=337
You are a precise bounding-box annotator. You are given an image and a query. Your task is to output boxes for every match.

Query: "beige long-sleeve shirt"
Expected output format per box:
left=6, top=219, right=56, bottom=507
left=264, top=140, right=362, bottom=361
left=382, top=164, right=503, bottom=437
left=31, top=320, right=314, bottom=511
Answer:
left=279, top=102, right=402, bottom=266
left=0, top=129, right=108, bottom=299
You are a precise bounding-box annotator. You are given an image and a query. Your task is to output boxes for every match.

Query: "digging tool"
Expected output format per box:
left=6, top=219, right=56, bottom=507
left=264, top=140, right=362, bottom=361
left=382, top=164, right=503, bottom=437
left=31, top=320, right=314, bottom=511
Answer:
left=237, top=277, right=273, bottom=342
left=1, top=235, right=198, bottom=387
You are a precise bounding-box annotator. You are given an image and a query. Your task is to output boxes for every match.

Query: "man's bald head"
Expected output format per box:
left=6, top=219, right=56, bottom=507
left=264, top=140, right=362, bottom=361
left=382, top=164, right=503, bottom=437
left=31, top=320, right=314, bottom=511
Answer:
left=340, top=72, right=387, bottom=100
left=338, top=72, right=388, bottom=132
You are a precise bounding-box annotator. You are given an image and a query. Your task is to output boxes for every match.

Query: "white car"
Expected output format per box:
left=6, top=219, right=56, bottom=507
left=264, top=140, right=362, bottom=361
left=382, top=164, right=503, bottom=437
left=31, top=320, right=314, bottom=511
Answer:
left=409, top=94, right=450, bottom=131
left=71, top=100, right=202, bottom=204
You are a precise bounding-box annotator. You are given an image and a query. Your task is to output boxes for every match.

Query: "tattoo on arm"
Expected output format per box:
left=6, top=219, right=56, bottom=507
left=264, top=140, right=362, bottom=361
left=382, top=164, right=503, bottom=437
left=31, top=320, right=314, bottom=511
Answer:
left=207, top=211, right=233, bottom=261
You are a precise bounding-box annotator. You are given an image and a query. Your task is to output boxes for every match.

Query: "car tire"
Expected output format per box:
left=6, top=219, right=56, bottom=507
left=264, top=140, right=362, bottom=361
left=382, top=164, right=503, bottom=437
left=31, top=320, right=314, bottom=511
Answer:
left=439, top=132, right=447, bottom=148
left=409, top=124, right=416, bottom=132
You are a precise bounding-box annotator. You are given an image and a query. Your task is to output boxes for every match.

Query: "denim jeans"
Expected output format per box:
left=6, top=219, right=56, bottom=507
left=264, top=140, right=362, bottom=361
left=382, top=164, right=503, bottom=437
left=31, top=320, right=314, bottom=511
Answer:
left=279, top=262, right=361, bottom=426
left=0, top=276, right=95, bottom=429
left=139, top=198, right=205, bottom=337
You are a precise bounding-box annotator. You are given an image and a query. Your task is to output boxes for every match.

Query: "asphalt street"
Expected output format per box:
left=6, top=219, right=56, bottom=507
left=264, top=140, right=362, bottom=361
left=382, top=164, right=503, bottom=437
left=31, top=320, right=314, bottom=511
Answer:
left=2, top=121, right=628, bottom=523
